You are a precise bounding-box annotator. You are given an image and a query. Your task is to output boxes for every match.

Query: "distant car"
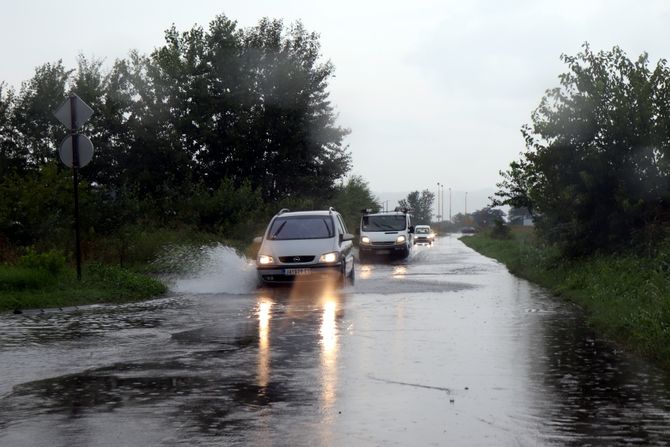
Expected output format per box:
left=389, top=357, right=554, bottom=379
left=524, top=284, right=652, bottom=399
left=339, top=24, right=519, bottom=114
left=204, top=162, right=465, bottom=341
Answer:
left=255, top=208, right=355, bottom=286
left=460, top=226, right=477, bottom=234
left=413, top=225, right=435, bottom=245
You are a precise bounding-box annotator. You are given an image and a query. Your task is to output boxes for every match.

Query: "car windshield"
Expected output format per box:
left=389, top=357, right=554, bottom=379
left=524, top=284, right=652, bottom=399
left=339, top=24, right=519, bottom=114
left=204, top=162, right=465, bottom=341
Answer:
left=416, top=227, right=430, bottom=234
left=268, top=216, right=334, bottom=240
left=362, top=215, right=406, bottom=231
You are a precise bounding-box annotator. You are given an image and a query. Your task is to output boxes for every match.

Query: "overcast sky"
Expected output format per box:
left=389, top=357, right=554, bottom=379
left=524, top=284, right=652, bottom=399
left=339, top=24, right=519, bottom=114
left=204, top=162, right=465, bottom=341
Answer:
left=2, top=0, right=670, bottom=209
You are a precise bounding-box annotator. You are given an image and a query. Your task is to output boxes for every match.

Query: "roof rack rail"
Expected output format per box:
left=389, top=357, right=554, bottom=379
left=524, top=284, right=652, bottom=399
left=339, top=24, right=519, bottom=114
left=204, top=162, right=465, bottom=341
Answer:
left=277, top=208, right=290, bottom=215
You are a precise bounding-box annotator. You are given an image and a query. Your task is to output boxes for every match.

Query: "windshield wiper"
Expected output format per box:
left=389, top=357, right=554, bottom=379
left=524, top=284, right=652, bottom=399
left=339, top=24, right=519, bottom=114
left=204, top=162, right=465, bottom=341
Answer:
left=271, top=221, right=287, bottom=239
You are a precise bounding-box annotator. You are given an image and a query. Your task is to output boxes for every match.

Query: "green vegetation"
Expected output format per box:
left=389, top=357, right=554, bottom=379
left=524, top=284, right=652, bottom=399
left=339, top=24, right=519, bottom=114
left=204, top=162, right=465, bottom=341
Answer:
left=462, top=229, right=670, bottom=369
left=0, top=262, right=167, bottom=312
left=493, top=44, right=670, bottom=258
left=0, top=14, right=380, bottom=311
left=399, top=190, right=435, bottom=224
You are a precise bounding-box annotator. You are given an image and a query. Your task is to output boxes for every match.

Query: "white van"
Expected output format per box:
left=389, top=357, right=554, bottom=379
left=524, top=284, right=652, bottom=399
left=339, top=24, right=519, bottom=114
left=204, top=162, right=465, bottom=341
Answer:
left=358, top=209, right=413, bottom=262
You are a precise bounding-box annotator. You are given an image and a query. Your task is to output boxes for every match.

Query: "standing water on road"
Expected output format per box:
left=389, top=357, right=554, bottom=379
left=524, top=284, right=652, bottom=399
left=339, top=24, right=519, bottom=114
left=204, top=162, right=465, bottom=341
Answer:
left=1, top=236, right=670, bottom=446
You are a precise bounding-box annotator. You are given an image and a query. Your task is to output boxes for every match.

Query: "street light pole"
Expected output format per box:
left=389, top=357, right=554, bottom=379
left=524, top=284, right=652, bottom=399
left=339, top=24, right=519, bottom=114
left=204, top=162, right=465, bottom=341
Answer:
left=440, top=184, right=444, bottom=226
left=436, top=182, right=441, bottom=222
left=465, top=191, right=468, bottom=218
left=449, top=187, right=452, bottom=221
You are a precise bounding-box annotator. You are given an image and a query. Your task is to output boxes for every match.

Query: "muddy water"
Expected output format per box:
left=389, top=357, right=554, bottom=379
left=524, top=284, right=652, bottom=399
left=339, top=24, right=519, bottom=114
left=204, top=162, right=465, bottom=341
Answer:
left=0, top=236, right=669, bottom=446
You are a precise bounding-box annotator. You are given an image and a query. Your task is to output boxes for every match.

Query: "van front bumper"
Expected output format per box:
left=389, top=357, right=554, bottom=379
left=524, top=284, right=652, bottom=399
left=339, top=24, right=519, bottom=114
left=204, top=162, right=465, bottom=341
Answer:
left=359, top=244, right=408, bottom=255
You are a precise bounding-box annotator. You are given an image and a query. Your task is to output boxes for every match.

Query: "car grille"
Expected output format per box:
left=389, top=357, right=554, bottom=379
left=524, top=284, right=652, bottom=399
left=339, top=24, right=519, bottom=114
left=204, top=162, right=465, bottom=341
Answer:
left=371, top=241, right=395, bottom=246
left=279, top=256, right=315, bottom=263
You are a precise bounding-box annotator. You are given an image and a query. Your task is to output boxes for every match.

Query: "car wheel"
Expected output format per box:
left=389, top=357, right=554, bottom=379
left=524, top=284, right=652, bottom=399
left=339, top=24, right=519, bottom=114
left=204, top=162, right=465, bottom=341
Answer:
left=337, top=262, right=347, bottom=288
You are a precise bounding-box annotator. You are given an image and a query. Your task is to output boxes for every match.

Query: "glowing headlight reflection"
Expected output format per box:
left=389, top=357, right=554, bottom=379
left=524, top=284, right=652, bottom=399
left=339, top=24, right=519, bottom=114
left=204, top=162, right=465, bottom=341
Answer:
left=257, top=299, right=273, bottom=387
left=320, top=295, right=339, bottom=410
left=395, top=235, right=406, bottom=244
left=393, top=265, right=407, bottom=278
left=361, top=236, right=371, bottom=244
left=320, top=299, right=338, bottom=353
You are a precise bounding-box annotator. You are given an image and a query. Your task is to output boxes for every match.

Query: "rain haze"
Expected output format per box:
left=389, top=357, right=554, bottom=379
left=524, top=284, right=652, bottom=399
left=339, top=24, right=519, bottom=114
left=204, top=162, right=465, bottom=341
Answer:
left=2, top=0, right=669, bottom=212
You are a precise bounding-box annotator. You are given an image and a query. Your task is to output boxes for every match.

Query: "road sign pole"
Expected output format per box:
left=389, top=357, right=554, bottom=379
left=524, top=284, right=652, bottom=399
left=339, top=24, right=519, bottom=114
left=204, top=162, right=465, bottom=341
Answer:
left=69, top=95, right=82, bottom=280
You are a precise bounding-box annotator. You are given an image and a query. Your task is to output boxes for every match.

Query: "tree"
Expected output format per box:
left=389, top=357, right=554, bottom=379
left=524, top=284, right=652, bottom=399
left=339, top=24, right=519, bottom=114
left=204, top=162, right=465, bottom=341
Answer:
left=398, top=189, right=435, bottom=224
left=493, top=44, right=670, bottom=256
left=0, top=83, right=19, bottom=176
left=0, top=13, right=356, bottom=251
left=329, top=175, right=380, bottom=232
left=470, top=207, right=505, bottom=228
left=142, top=15, right=351, bottom=202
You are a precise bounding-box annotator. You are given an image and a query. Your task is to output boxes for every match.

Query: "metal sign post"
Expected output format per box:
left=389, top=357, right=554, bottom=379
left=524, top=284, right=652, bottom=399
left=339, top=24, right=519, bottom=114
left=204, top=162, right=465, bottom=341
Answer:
left=54, top=94, right=94, bottom=280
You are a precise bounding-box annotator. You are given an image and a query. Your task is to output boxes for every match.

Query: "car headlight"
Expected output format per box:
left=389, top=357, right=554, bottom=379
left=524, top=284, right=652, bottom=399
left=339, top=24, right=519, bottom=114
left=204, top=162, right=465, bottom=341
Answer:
left=258, top=254, right=274, bottom=265
left=319, top=252, right=339, bottom=263
left=361, top=236, right=371, bottom=244
left=396, top=235, right=406, bottom=244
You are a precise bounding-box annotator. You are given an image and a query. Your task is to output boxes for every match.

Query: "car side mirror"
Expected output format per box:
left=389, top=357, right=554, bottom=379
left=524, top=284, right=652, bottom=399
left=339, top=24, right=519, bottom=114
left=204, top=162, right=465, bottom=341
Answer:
left=253, top=236, right=263, bottom=244
left=340, top=233, right=354, bottom=243
left=409, top=226, right=414, bottom=233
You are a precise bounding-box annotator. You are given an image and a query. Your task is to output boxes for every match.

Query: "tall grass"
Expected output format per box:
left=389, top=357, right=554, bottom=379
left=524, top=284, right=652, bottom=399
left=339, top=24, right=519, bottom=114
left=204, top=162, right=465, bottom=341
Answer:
left=0, top=263, right=167, bottom=312
left=462, top=228, right=670, bottom=369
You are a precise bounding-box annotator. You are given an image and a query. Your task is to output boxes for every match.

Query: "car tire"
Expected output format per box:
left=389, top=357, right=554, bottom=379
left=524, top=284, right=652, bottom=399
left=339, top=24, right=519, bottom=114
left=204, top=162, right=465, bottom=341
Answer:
left=337, top=262, right=347, bottom=288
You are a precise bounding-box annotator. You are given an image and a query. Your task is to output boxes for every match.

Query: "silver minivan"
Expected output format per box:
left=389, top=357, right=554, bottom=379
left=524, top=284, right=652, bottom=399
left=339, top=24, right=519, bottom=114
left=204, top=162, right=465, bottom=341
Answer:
left=255, top=208, right=355, bottom=286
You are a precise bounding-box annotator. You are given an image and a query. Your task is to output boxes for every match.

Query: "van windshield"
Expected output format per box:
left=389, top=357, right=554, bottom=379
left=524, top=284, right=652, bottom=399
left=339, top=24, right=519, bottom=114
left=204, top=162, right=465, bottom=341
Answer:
left=415, top=227, right=430, bottom=234
left=362, top=215, right=406, bottom=232
left=268, top=216, right=334, bottom=240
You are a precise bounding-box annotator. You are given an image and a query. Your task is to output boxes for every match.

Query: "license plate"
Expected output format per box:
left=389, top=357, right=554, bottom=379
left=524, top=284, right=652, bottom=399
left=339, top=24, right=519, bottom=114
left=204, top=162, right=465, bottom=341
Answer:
left=284, top=268, right=312, bottom=276
left=376, top=250, right=390, bottom=255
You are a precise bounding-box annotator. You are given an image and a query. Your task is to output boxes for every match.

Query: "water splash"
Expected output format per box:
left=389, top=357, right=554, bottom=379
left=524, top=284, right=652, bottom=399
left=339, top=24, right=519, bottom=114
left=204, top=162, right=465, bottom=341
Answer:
left=159, top=244, right=258, bottom=295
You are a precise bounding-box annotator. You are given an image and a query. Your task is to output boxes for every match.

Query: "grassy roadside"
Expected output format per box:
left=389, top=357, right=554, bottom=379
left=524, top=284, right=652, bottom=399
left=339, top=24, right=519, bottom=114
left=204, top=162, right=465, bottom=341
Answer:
left=0, top=263, right=168, bottom=313
left=0, top=229, right=254, bottom=313
left=461, top=229, right=670, bottom=369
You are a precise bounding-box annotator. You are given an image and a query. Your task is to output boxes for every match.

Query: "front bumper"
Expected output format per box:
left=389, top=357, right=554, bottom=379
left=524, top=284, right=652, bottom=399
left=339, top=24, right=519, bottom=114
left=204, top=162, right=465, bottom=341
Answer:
left=414, top=237, right=433, bottom=244
left=359, top=244, right=408, bottom=255
left=256, top=262, right=342, bottom=284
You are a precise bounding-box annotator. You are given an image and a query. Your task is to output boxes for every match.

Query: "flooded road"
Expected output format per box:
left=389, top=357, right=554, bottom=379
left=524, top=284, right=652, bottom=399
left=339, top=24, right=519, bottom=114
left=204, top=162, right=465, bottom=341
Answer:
left=1, top=236, right=670, bottom=446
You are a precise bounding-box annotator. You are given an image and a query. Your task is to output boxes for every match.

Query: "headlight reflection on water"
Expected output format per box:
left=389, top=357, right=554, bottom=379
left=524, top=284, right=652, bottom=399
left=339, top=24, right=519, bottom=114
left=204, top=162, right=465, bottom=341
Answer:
left=320, top=293, right=339, bottom=412
left=257, top=298, right=273, bottom=388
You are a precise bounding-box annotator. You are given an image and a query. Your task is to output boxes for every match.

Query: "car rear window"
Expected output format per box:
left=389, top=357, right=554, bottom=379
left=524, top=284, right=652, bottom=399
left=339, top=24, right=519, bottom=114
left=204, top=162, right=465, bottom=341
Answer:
left=268, top=216, right=335, bottom=240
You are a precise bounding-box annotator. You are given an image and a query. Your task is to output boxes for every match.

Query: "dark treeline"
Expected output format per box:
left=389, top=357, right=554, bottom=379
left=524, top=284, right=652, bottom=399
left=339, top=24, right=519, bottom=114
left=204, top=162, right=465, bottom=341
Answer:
left=0, top=14, right=377, bottom=262
left=493, top=44, right=670, bottom=257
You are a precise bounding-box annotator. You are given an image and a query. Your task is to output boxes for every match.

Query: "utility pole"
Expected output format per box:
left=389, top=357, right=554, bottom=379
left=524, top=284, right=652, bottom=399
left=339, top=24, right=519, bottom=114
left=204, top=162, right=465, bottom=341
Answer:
left=449, top=187, right=452, bottom=221
left=465, top=191, right=468, bottom=220
left=440, top=184, right=444, bottom=226
left=436, top=182, right=441, bottom=222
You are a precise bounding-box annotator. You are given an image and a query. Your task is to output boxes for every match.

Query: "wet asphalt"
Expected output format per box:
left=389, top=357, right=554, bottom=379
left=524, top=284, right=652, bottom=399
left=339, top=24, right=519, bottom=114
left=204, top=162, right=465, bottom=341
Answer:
left=1, top=235, right=670, bottom=446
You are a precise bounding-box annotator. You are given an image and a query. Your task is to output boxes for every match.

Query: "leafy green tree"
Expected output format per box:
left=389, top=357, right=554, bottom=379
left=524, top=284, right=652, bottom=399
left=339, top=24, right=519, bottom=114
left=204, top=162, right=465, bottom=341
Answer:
left=329, top=175, right=380, bottom=232
left=0, top=83, right=19, bottom=176
left=11, top=62, right=72, bottom=170
left=494, top=44, right=670, bottom=256
left=142, top=15, right=351, bottom=202
left=470, top=207, right=506, bottom=228
left=398, top=189, right=435, bottom=224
